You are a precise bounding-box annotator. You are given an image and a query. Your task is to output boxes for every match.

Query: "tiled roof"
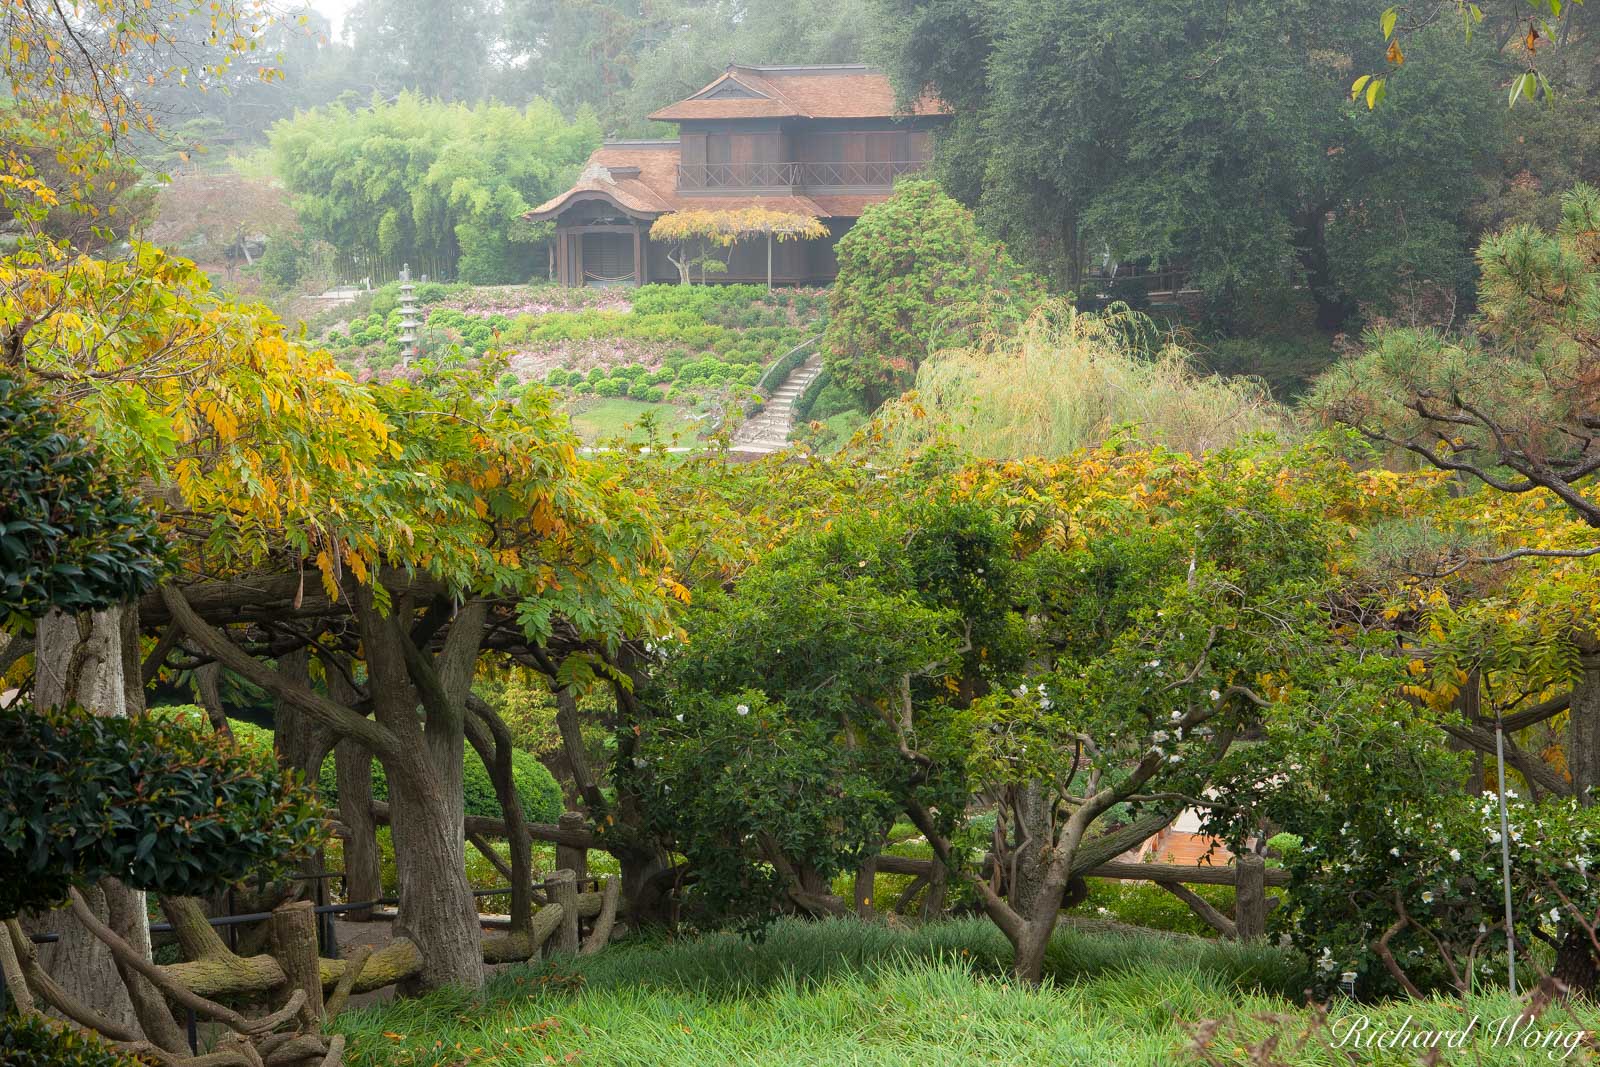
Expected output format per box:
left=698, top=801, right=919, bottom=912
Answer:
left=526, top=142, right=678, bottom=220
left=648, top=64, right=947, bottom=122
left=527, top=142, right=883, bottom=222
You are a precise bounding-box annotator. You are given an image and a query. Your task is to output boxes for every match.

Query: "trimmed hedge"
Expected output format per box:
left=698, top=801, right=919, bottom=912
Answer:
left=155, top=706, right=563, bottom=824
left=743, top=336, right=820, bottom=417
left=791, top=367, right=831, bottom=424
left=313, top=734, right=562, bottom=824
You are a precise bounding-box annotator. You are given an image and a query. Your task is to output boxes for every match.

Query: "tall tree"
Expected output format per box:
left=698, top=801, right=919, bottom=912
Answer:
left=344, top=0, right=499, bottom=102
left=0, top=0, right=302, bottom=1036
left=873, top=0, right=1504, bottom=329
left=269, top=94, right=598, bottom=282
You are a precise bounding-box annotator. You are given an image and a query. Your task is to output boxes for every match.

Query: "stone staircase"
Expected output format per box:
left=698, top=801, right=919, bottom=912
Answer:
left=730, top=354, right=824, bottom=454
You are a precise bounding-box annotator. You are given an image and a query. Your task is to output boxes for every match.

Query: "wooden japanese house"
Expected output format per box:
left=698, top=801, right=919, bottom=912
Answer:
left=527, top=64, right=949, bottom=287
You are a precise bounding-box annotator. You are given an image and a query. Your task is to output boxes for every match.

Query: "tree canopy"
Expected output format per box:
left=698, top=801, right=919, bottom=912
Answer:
left=823, top=180, right=1042, bottom=410
left=269, top=94, right=600, bottom=283
left=873, top=0, right=1504, bottom=329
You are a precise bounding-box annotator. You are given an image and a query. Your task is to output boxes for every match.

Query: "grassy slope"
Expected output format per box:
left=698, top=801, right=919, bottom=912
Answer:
left=566, top=398, right=700, bottom=445
left=331, top=918, right=1594, bottom=1066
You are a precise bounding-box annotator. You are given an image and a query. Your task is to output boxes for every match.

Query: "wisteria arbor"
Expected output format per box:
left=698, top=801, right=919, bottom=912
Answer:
left=6, top=234, right=676, bottom=1003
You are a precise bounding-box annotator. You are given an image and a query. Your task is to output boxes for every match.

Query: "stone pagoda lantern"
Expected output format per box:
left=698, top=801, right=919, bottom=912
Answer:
left=397, top=264, right=420, bottom=365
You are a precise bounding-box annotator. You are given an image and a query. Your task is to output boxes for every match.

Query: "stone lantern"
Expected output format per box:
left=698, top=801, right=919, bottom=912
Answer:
left=397, top=264, right=420, bottom=365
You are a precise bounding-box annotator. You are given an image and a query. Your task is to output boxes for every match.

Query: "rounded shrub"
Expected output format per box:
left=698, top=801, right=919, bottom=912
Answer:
left=0, top=1012, right=139, bottom=1066
left=314, top=739, right=560, bottom=823
left=3, top=704, right=326, bottom=919
left=462, top=748, right=564, bottom=824
left=593, top=378, right=622, bottom=398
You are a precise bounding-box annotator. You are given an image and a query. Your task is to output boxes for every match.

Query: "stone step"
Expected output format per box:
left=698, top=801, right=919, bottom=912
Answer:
left=730, top=349, right=825, bottom=450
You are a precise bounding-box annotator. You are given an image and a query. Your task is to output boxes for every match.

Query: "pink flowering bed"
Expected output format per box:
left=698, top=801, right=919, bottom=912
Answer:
left=441, top=285, right=632, bottom=317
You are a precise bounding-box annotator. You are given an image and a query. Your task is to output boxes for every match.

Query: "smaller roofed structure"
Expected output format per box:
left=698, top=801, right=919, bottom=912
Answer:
left=527, top=64, right=949, bottom=288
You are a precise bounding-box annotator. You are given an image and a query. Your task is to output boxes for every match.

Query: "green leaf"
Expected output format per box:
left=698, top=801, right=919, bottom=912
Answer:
left=1381, top=6, right=1399, bottom=39
left=1351, top=75, right=1372, bottom=101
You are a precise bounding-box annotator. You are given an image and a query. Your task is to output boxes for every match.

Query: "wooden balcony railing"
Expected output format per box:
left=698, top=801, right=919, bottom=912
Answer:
left=676, top=159, right=928, bottom=192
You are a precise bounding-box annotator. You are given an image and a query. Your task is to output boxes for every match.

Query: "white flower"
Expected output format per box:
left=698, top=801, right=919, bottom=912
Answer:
left=1549, top=907, right=1563, bottom=925
left=1389, top=847, right=1400, bottom=857
left=1039, top=697, right=1053, bottom=710
left=1421, top=891, right=1434, bottom=904
left=1170, top=710, right=1183, bottom=722
left=1152, top=730, right=1170, bottom=743
left=1015, top=685, right=1029, bottom=697
left=736, top=703, right=750, bottom=716
left=632, top=757, right=648, bottom=769
left=1168, top=754, right=1183, bottom=764
left=675, top=713, right=685, bottom=722
left=1449, top=848, right=1461, bottom=862
left=1147, top=659, right=1162, bottom=669
left=1209, top=689, right=1221, bottom=701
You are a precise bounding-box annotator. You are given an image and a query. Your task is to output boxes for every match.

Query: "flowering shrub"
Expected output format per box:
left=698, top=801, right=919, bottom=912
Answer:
left=1212, top=696, right=1600, bottom=999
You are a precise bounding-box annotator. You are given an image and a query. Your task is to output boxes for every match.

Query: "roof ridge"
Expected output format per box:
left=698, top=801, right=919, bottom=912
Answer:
left=685, top=68, right=776, bottom=104
left=730, top=67, right=808, bottom=117
left=733, top=63, right=872, bottom=73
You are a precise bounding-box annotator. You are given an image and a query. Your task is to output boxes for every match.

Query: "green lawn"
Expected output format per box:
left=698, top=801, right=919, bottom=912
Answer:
left=330, top=917, right=1597, bottom=1066
left=565, top=398, right=702, bottom=445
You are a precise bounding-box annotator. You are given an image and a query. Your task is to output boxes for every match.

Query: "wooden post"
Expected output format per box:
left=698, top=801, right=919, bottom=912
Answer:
left=551, top=870, right=580, bottom=956
left=633, top=224, right=645, bottom=286
left=1235, top=853, right=1267, bottom=942
left=555, top=812, right=589, bottom=883
left=269, top=901, right=324, bottom=1031
left=580, top=876, right=620, bottom=955
left=854, top=859, right=877, bottom=917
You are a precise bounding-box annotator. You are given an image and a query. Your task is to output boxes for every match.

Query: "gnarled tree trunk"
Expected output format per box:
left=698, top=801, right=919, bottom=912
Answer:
left=368, top=593, right=488, bottom=992
left=334, top=738, right=382, bottom=920
left=31, top=607, right=151, bottom=1037
left=328, top=663, right=382, bottom=920
left=1568, top=649, right=1600, bottom=807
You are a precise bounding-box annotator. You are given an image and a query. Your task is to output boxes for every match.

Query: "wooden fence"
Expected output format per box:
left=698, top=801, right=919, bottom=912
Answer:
left=874, top=853, right=1285, bottom=941
left=426, top=802, right=1290, bottom=943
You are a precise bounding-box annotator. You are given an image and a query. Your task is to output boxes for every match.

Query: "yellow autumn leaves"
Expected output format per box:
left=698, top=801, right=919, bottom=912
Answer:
left=649, top=208, right=828, bottom=248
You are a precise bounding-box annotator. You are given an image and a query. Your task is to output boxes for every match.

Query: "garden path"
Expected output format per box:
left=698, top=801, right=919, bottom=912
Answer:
left=731, top=354, right=824, bottom=454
